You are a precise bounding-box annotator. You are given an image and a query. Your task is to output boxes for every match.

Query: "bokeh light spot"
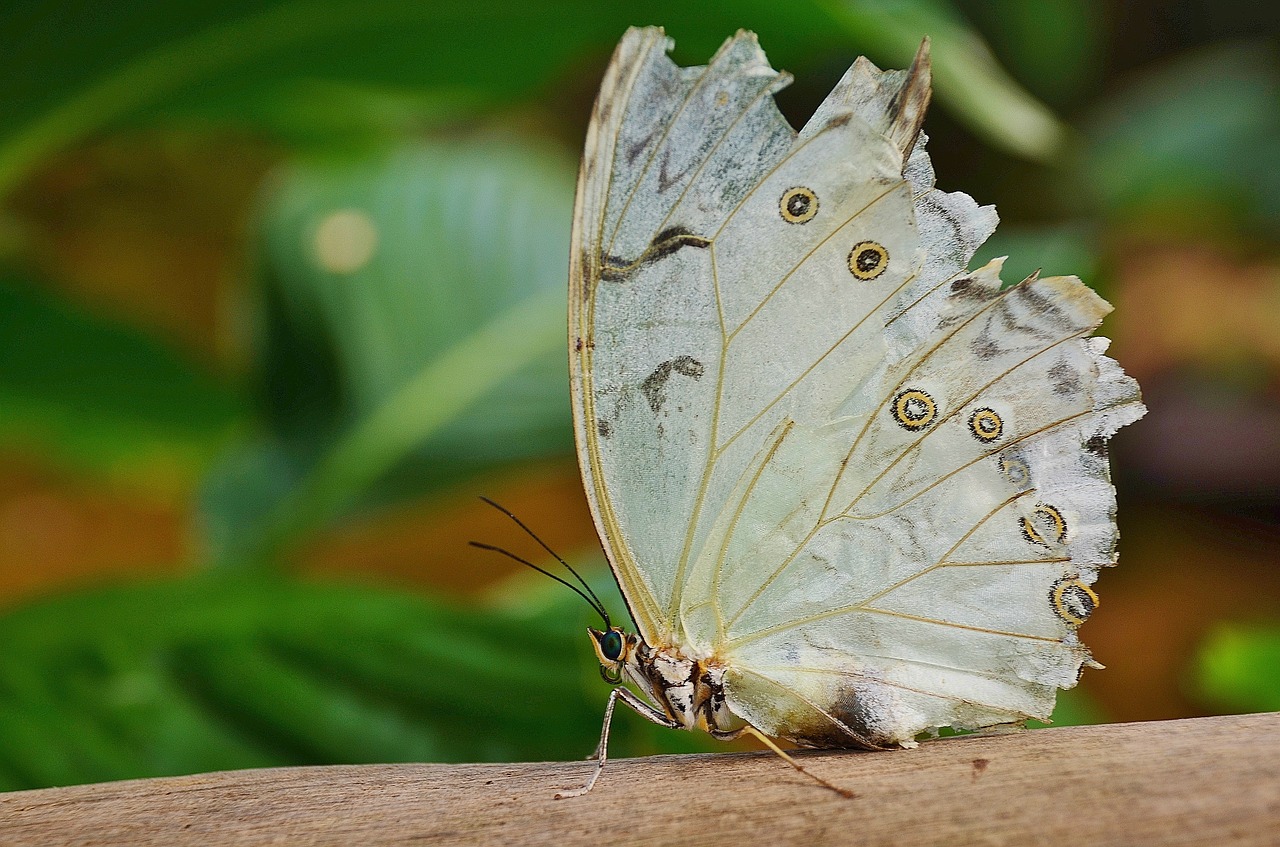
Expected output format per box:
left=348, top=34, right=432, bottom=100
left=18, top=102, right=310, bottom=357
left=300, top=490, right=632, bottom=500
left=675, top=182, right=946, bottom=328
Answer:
left=313, top=209, right=378, bottom=274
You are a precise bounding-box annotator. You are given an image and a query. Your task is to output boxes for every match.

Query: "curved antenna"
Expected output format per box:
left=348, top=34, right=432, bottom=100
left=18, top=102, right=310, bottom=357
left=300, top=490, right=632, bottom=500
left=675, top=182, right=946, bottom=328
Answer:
left=469, top=541, right=610, bottom=628
left=476, top=496, right=612, bottom=623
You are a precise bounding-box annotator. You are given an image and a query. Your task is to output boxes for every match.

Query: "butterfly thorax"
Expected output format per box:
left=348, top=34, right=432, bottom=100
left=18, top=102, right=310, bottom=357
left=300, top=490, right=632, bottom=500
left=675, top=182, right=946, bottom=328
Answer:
left=590, top=628, right=738, bottom=732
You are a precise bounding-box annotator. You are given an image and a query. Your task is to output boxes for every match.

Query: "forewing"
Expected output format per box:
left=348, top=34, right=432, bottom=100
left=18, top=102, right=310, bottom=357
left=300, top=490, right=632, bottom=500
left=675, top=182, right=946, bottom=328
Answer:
left=572, top=29, right=937, bottom=644
left=571, top=27, right=845, bottom=640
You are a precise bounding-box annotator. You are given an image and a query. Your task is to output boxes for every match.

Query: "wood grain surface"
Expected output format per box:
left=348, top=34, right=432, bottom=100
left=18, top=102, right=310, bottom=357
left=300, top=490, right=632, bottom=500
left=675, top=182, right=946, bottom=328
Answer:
left=1, top=713, right=1276, bottom=846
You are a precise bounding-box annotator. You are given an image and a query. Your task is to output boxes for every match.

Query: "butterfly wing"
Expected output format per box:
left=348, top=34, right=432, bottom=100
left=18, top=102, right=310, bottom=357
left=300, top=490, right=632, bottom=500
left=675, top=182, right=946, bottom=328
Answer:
left=571, top=28, right=1144, bottom=744
left=701, top=263, right=1144, bottom=747
left=571, top=27, right=803, bottom=641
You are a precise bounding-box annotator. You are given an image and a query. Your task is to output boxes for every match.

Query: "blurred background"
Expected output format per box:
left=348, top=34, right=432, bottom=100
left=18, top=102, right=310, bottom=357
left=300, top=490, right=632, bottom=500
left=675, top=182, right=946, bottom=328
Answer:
left=0, top=0, right=1277, bottom=791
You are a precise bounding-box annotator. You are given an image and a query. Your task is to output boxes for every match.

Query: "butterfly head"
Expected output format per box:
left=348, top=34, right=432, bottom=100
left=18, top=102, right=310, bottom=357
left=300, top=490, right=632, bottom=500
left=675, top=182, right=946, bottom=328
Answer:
left=588, top=626, right=639, bottom=685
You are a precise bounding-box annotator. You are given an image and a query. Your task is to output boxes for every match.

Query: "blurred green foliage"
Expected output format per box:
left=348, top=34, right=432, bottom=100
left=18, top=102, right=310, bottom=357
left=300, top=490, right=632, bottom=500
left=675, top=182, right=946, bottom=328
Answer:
left=0, top=572, right=714, bottom=792
left=0, top=0, right=1276, bottom=793
left=1082, top=41, right=1280, bottom=236
left=201, top=142, right=573, bottom=565
left=0, top=274, right=242, bottom=475
left=0, top=0, right=1067, bottom=191
left=1194, top=624, right=1280, bottom=713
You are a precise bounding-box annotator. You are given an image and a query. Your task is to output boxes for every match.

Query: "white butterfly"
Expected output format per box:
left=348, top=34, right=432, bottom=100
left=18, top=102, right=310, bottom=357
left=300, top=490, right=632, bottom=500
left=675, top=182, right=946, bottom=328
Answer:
left=562, top=27, right=1144, bottom=797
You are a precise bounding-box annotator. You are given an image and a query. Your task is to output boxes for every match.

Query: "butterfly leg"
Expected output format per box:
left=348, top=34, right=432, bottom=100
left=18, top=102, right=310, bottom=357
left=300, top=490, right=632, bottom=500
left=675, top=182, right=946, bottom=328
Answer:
left=710, top=724, right=856, bottom=799
left=556, top=686, right=678, bottom=799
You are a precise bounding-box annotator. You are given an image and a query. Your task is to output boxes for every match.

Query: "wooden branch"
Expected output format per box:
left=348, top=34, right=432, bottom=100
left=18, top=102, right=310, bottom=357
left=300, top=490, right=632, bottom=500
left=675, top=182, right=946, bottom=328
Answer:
left=2, top=713, right=1276, bottom=846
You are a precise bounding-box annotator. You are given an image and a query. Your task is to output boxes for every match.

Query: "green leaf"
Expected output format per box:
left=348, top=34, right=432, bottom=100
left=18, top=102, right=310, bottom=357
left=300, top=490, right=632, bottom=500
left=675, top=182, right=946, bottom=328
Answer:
left=1194, top=622, right=1280, bottom=714
left=817, top=0, right=1069, bottom=160
left=1027, top=687, right=1108, bottom=729
left=1082, top=42, right=1280, bottom=234
left=969, top=222, right=1102, bottom=293
left=0, top=569, right=711, bottom=792
left=200, top=140, right=573, bottom=564
left=0, top=0, right=1063, bottom=196
left=0, top=272, right=242, bottom=481
left=955, top=0, right=1106, bottom=107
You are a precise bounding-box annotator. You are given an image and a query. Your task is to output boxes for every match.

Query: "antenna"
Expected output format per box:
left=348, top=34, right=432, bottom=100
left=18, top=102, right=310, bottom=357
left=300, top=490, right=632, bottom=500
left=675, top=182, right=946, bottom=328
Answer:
left=471, top=497, right=611, bottom=627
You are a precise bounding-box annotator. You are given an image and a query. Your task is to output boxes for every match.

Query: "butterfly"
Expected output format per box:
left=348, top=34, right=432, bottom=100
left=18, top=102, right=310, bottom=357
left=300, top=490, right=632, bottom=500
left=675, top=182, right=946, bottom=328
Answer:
left=561, top=26, right=1144, bottom=797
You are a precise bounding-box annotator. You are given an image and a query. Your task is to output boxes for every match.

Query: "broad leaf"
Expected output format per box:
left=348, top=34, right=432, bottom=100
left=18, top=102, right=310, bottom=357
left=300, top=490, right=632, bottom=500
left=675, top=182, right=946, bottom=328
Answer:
left=0, top=0, right=1065, bottom=196
left=200, top=141, right=573, bottom=564
left=1082, top=42, right=1280, bottom=234
left=0, top=570, right=714, bottom=792
left=0, top=273, right=242, bottom=481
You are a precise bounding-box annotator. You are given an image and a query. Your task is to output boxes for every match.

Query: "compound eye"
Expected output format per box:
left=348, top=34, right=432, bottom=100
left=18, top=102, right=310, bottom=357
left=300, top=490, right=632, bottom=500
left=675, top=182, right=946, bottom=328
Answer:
left=601, top=630, right=624, bottom=661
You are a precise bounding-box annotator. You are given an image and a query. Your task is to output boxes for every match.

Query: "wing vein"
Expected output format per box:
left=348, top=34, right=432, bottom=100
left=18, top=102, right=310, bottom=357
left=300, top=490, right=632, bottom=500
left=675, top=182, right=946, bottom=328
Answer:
left=707, top=420, right=797, bottom=642
left=644, top=76, right=784, bottom=250
left=574, top=29, right=672, bottom=636
left=747, top=663, right=1040, bottom=717
left=660, top=108, right=870, bottom=637
left=841, top=328, right=1091, bottom=518
left=715, top=268, right=920, bottom=457
left=729, top=666, right=882, bottom=748
left=724, top=489, right=1040, bottom=646
left=848, top=489, right=1034, bottom=608
left=725, top=180, right=906, bottom=342
left=720, top=316, right=1092, bottom=629
left=602, top=47, right=724, bottom=258
left=815, top=282, right=1016, bottom=523
left=838, top=407, right=1094, bottom=521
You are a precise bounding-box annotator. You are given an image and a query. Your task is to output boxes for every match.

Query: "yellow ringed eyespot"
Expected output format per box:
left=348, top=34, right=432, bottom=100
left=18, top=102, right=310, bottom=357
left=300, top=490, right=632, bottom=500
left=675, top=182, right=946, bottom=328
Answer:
left=1021, top=503, right=1068, bottom=545
left=1035, top=504, right=1068, bottom=543
left=891, top=389, right=936, bottom=430
left=779, top=187, right=819, bottom=223
left=1020, top=516, right=1045, bottom=545
left=969, top=407, right=1003, bottom=442
left=848, top=240, right=888, bottom=280
left=1050, top=578, right=1098, bottom=627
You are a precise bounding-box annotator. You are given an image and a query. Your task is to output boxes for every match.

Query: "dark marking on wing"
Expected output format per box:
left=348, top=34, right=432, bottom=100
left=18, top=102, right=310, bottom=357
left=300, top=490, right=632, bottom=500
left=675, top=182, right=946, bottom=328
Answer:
left=601, top=226, right=711, bottom=281
left=915, top=191, right=983, bottom=263
left=1049, top=360, right=1081, bottom=397
left=784, top=685, right=888, bottom=751
left=657, top=148, right=693, bottom=194
left=968, top=294, right=1061, bottom=361
left=600, top=257, right=629, bottom=281
left=1085, top=435, right=1108, bottom=458
left=948, top=276, right=993, bottom=304
left=597, top=419, right=613, bottom=439
left=993, top=298, right=1056, bottom=342
left=971, top=325, right=1001, bottom=360
left=579, top=249, right=596, bottom=301
left=826, top=112, right=852, bottom=130
left=625, top=124, right=660, bottom=166
left=1011, top=281, right=1074, bottom=332
left=649, top=226, right=711, bottom=261
left=641, top=355, right=704, bottom=414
